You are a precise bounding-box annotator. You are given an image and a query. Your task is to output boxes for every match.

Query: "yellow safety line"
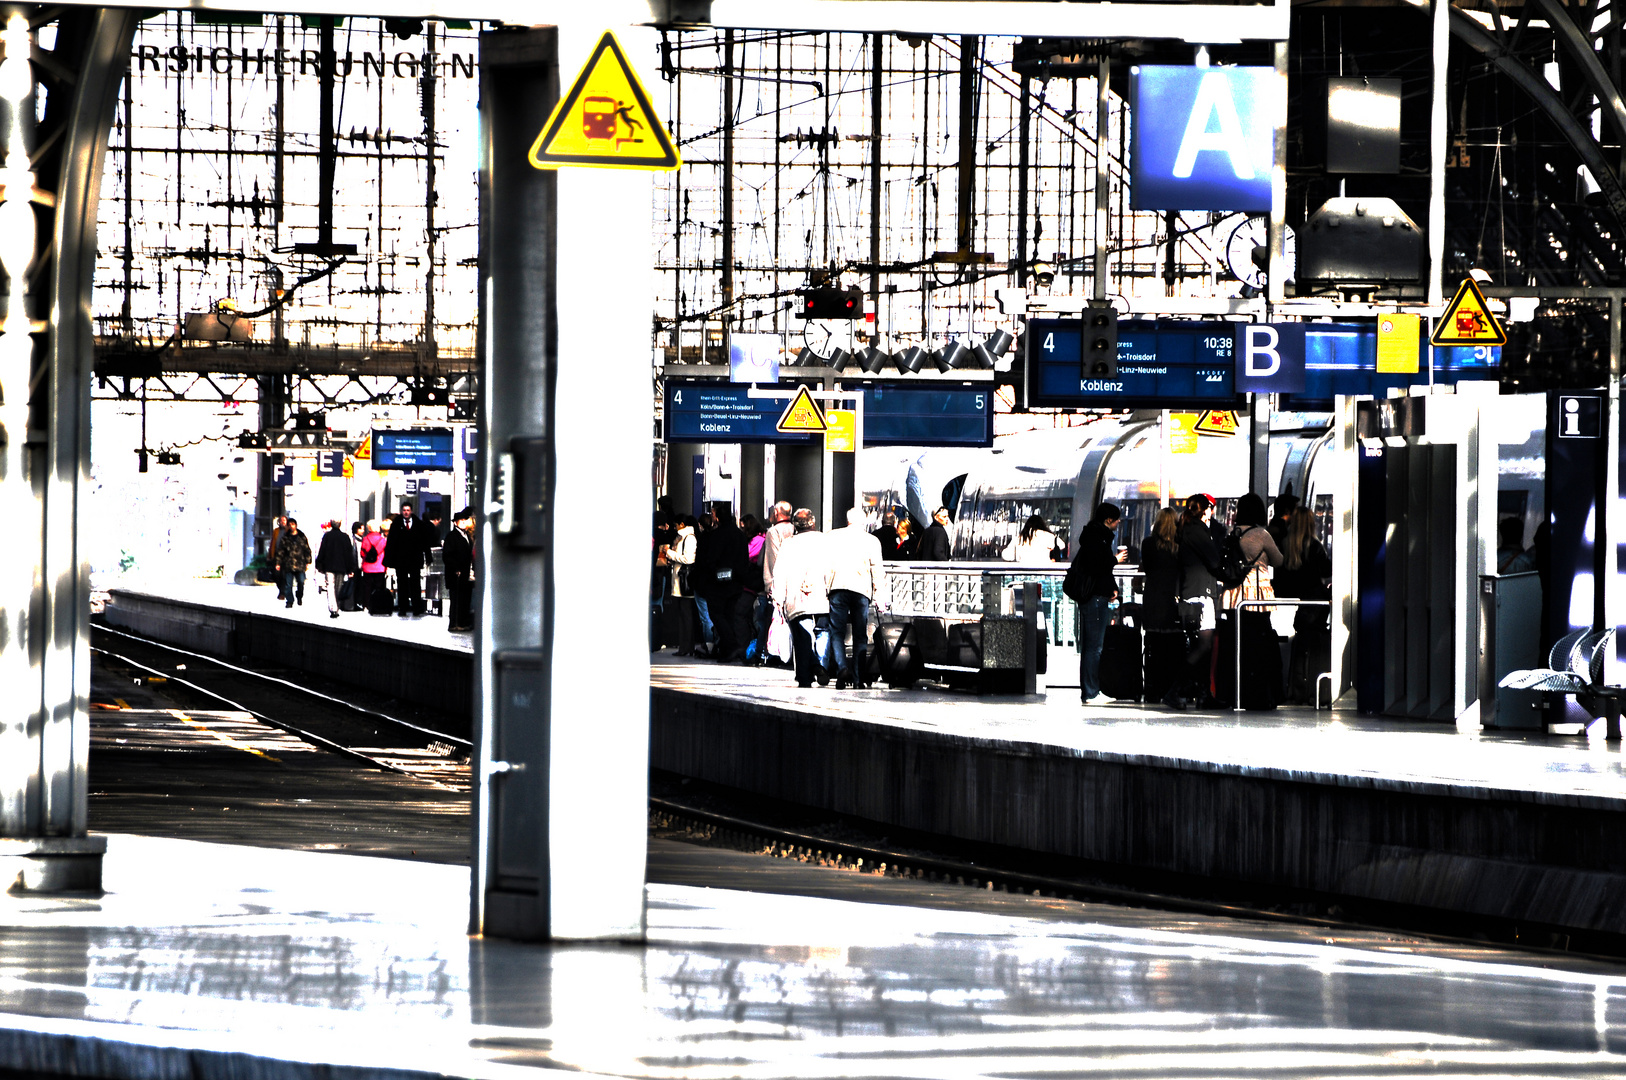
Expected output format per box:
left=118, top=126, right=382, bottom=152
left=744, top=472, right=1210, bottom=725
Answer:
left=167, top=709, right=281, bottom=762
left=113, top=698, right=130, bottom=710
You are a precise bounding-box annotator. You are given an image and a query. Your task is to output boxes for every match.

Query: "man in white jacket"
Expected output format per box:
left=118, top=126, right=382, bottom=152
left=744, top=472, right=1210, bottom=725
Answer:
left=826, top=507, right=886, bottom=688
left=773, top=509, right=830, bottom=688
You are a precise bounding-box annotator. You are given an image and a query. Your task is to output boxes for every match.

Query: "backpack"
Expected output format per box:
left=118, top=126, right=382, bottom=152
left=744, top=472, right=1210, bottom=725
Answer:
left=1062, top=559, right=1093, bottom=603
left=1215, top=526, right=1264, bottom=591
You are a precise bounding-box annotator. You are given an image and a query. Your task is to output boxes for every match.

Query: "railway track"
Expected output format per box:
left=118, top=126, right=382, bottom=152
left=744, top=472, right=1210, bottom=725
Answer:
left=91, top=623, right=472, bottom=791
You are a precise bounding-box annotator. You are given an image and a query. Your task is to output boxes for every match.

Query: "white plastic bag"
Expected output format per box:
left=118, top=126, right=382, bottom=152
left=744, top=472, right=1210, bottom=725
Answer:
left=767, top=608, right=793, bottom=663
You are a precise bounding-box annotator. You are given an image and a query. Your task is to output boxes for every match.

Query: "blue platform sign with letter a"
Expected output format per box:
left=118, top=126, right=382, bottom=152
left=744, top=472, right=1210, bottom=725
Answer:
left=1235, top=323, right=1306, bottom=393
left=1131, top=66, right=1281, bottom=212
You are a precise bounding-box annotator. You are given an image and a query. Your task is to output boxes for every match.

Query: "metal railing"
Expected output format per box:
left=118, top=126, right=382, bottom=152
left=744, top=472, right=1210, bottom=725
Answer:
left=880, top=563, right=1143, bottom=665
left=1232, top=599, right=1332, bottom=712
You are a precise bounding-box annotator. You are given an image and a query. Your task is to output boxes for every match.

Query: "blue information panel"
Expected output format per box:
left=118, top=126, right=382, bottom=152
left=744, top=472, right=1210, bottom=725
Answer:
left=373, top=428, right=454, bottom=471
left=664, top=383, right=814, bottom=444
left=864, top=384, right=992, bottom=447
left=1027, top=319, right=1238, bottom=408
left=663, top=382, right=993, bottom=447
left=1296, top=325, right=1498, bottom=403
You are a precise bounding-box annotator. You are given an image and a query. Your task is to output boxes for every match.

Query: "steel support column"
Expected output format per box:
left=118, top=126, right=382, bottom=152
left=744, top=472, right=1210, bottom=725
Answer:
left=0, top=6, right=136, bottom=891
left=473, top=25, right=650, bottom=942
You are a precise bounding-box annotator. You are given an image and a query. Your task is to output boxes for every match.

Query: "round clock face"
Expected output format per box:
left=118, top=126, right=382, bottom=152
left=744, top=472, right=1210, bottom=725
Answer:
left=1225, top=216, right=1296, bottom=290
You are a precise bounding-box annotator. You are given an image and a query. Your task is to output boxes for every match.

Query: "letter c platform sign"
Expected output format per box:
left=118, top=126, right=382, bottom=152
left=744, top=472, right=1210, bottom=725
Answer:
left=1235, top=323, right=1305, bottom=393
left=1130, top=66, right=1281, bottom=212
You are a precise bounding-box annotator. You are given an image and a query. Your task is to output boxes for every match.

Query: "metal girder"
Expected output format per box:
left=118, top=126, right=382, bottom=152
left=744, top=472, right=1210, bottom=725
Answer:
left=1525, top=0, right=1626, bottom=150
left=32, top=0, right=1289, bottom=41
left=1450, top=8, right=1626, bottom=235
left=93, top=341, right=477, bottom=379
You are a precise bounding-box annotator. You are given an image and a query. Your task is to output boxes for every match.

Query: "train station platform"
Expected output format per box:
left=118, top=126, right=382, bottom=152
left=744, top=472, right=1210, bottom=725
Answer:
left=100, top=581, right=1626, bottom=946
left=101, top=579, right=472, bottom=716
left=10, top=832, right=1626, bottom=1079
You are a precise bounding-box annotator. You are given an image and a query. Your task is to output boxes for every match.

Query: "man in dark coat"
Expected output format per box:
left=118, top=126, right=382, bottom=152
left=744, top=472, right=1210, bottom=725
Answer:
left=314, top=520, right=358, bottom=619
left=274, top=517, right=313, bottom=609
left=1070, top=503, right=1125, bottom=704
left=443, top=508, right=476, bottom=631
left=384, top=501, right=434, bottom=617
left=920, top=507, right=953, bottom=561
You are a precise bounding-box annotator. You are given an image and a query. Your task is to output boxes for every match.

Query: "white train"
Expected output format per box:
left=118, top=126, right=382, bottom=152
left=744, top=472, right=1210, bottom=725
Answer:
left=859, top=400, right=1547, bottom=562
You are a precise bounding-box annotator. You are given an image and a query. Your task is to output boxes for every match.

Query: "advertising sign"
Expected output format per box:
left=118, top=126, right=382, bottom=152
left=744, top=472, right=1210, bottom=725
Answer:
left=1130, top=65, right=1281, bottom=212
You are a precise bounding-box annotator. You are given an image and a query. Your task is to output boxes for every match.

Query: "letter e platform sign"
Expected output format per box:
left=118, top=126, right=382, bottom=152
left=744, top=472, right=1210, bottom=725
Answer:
left=529, top=31, right=680, bottom=171
left=1234, top=323, right=1305, bottom=393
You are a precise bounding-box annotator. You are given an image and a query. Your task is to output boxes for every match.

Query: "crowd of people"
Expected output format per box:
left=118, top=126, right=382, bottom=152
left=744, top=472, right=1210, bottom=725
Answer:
left=264, top=503, right=478, bottom=631
left=652, top=499, right=888, bottom=689
left=1070, top=492, right=1333, bottom=710
left=654, top=493, right=1334, bottom=707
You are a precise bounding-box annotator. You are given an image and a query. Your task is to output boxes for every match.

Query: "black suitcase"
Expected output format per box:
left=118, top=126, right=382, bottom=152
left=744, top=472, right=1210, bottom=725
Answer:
left=1215, top=610, right=1282, bottom=709
left=368, top=584, right=395, bottom=616
left=1288, top=627, right=1333, bottom=705
left=872, top=620, right=922, bottom=688
left=1143, top=629, right=1188, bottom=703
left=1098, top=621, right=1143, bottom=701
left=337, top=576, right=360, bottom=612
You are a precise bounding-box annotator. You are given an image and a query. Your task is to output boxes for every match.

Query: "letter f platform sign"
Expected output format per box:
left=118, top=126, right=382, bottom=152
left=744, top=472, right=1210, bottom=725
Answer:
left=1131, top=65, right=1281, bottom=212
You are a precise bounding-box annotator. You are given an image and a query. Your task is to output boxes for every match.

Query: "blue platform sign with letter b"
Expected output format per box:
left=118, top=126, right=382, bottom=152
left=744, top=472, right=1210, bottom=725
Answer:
left=1131, top=66, right=1281, bottom=212
left=1235, top=323, right=1305, bottom=393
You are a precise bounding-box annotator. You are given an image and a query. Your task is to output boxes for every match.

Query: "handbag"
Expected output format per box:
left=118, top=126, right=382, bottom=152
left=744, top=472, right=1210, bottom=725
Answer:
left=1223, top=564, right=1275, bottom=611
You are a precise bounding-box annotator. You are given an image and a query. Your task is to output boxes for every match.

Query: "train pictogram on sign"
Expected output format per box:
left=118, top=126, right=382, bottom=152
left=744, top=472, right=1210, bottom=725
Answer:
left=776, top=385, right=827, bottom=433
left=1430, top=278, right=1507, bottom=346
left=528, top=31, right=680, bottom=172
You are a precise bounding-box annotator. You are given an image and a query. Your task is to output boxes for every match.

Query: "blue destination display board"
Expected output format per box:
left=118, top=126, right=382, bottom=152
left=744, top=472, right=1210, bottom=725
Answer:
left=864, top=384, right=993, bottom=447
left=1028, top=318, right=1237, bottom=407
left=1297, top=325, right=1497, bottom=403
left=663, top=382, right=993, bottom=447
left=664, top=383, right=813, bottom=443
left=1027, top=318, right=1497, bottom=408
left=373, top=427, right=454, bottom=471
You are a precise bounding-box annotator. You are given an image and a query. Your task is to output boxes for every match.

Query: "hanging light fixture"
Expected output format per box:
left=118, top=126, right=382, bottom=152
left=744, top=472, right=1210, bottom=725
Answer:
left=893, top=345, right=927, bottom=374
left=857, top=345, right=890, bottom=374
left=933, top=341, right=971, bottom=372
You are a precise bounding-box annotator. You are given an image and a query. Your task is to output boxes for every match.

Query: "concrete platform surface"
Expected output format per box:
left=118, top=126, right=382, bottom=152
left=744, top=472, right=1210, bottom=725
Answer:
left=6, top=834, right=1626, bottom=1079
left=655, top=654, right=1626, bottom=809
left=105, top=577, right=474, bottom=654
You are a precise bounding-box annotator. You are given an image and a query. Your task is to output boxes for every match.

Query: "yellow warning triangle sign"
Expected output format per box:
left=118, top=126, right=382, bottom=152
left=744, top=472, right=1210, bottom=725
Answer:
left=1194, top=410, right=1239, bottom=436
left=1431, top=278, right=1507, bottom=346
left=355, top=433, right=371, bottom=460
left=776, top=385, right=826, bottom=433
left=529, top=31, right=681, bottom=172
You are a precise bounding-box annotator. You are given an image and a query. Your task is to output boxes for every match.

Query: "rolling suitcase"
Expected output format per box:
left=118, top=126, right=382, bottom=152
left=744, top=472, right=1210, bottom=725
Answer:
left=1143, top=629, right=1187, bottom=704
left=1098, top=620, right=1143, bottom=701
left=337, top=576, right=360, bottom=612
left=1215, top=610, right=1282, bottom=709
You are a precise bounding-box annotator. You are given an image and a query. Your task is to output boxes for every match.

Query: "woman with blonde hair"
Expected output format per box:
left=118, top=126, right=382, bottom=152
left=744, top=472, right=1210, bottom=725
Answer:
left=358, top=518, right=388, bottom=614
